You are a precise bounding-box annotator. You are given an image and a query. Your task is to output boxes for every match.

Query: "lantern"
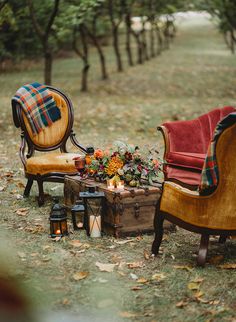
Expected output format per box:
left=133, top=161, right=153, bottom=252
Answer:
left=49, top=198, right=68, bottom=237
left=79, top=186, right=105, bottom=238
left=71, top=200, right=85, bottom=230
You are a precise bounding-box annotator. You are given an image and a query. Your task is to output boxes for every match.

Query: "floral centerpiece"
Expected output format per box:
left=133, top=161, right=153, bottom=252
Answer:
left=78, top=141, right=162, bottom=187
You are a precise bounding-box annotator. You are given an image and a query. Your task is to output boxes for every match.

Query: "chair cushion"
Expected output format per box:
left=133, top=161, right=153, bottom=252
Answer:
left=166, top=152, right=205, bottom=171
left=165, top=166, right=202, bottom=186
left=26, top=153, right=80, bottom=175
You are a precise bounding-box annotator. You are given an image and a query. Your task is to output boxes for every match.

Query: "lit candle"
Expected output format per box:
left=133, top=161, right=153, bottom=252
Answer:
left=55, top=229, right=61, bottom=235
left=116, top=181, right=125, bottom=191
left=107, top=179, right=115, bottom=190
left=89, top=215, right=101, bottom=237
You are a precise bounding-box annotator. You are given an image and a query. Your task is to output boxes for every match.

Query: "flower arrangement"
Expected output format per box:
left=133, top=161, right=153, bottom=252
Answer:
left=79, top=141, right=162, bottom=187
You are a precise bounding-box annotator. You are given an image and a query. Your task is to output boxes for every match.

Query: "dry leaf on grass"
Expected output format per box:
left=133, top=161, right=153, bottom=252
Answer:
left=218, top=263, right=236, bottom=269
left=208, top=255, right=224, bottom=265
left=95, top=262, right=117, bottom=272
left=0, top=186, right=5, bottom=192
left=73, top=271, right=89, bottom=281
left=176, top=300, right=188, bottom=308
left=137, top=278, right=148, bottom=284
left=143, top=249, right=150, bottom=260
left=188, top=281, right=202, bottom=291
left=114, top=239, right=135, bottom=245
left=174, top=265, right=193, bottom=272
left=127, top=261, right=144, bottom=269
left=17, top=251, right=26, bottom=258
left=15, top=208, right=29, bottom=216
left=152, top=273, right=167, bottom=281
left=68, top=240, right=83, bottom=248
left=119, top=311, right=139, bottom=318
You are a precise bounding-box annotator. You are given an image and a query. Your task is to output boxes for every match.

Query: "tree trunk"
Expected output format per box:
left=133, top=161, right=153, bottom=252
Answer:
left=155, top=26, right=163, bottom=55
left=89, top=34, right=108, bottom=79
left=125, top=12, right=134, bottom=66
left=149, top=23, right=155, bottom=58
left=112, top=26, right=123, bottom=72
left=44, top=47, right=52, bottom=85
left=81, top=63, right=90, bottom=92
left=131, top=31, right=143, bottom=64
left=141, top=19, right=149, bottom=60
left=230, top=29, right=235, bottom=54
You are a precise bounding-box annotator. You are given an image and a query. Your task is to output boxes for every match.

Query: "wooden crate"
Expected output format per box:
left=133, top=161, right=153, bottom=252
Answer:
left=64, top=175, right=163, bottom=237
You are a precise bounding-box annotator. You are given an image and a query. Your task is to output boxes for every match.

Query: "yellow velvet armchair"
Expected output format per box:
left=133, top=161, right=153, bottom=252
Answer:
left=152, top=121, right=236, bottom=266
left=12, top=85, right=87, bottom=206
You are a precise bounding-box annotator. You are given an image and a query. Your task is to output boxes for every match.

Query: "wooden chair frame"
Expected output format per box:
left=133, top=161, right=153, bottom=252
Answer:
left=12, top=85, right=87, bottom=206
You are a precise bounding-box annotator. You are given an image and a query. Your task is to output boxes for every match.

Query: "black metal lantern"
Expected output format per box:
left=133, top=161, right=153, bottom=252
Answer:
left=49, top=198, right=68, bottom=237
left=71, top=200, right=85, bottom=230
left=79, top=186, right=105, bottom=237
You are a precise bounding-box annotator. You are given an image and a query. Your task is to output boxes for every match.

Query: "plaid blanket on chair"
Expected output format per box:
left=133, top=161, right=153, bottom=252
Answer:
left=13, top=82, right=61, bottom=135
left=199, top=111, right=236, bottom=195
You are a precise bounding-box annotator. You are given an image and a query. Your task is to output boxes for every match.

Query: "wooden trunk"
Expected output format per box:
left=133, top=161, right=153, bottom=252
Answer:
left=64, top=175, right=164, bottom=237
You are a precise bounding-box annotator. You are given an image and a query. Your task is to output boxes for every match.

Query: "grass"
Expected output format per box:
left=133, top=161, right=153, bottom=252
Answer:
left=0, top=13, right=236, bottom=322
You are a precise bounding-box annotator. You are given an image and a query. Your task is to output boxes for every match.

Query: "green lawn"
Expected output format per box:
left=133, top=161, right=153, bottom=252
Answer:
left=0, top=13, right=236, bottom=322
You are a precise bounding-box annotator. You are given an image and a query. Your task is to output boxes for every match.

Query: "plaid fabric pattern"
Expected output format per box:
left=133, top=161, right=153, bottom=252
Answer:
left=13, top=82, right=61, bottom=135
left=199, top=112, right=236, bottom=195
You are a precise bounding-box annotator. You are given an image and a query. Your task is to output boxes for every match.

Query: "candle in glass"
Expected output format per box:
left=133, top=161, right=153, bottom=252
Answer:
left=107, top=179, right=115, bottom=190
left=89, top=215, right=101, bottom=237
left=116, top=181, right=125, bottom=191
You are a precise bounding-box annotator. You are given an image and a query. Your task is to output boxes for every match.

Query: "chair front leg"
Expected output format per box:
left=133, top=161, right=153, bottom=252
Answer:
left=151, top=200, right=164, bottom=255
left=197, top=234, right=209, bottom=267
left=23, top=178, right=33, bottom=197
left=37, top=178, right=44, bottom=206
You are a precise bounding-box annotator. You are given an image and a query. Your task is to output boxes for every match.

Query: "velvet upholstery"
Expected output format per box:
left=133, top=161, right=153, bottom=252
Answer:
left=152, top=122, right=236, bottom=266
left=23, top=91, right=69, bottom=148
left=161, top=106, right=236, bottom=187
left=26, top=152, right=78, bottom=175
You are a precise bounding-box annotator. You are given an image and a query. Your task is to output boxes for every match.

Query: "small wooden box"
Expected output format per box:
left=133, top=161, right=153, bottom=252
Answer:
left=64, top=175, right=162, bottom=238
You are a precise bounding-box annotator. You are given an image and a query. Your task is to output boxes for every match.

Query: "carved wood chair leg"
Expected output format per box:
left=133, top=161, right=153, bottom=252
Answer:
left=151, top=200, right=164, bottom=255
left=37, top=179, right=44, bottom=206
left=23, top=178, right=33, bottom=197
left=197, top=234, right=209, bottom=267
left=219, top=235, right=227, bottom=244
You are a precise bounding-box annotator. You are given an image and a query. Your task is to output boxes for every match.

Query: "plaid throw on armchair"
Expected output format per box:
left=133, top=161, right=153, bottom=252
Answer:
left=199, top=112, right=236, bottom=195
left=13, top=82, right=61, bottom=135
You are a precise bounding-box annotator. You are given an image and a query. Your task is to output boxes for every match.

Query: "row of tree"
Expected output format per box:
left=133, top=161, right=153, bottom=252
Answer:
left=0, top=0, right=185, bottom=91
left=198, top=0, right=236, bottom=54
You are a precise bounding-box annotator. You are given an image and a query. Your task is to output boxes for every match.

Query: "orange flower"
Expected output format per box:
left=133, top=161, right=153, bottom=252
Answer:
left=85, top=155, right=92, bottom=165
left=152, top=159, right=159, bottom=168
left=94, top=149, right=104, bottom=159
left=105, top=156, right=124, bottom=176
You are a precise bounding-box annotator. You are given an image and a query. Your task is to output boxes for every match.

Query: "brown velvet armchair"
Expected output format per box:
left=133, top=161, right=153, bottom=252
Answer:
left=152, top=119, right=236, bottom=266
left=12, top=85, right=87, bottom=206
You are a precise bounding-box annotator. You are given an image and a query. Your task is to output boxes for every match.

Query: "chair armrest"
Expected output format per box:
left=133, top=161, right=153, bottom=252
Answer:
left=69, top=131, right=87, bottom=153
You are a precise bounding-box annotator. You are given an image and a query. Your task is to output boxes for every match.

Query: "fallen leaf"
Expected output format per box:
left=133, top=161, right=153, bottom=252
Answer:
left=137, top=278, right=148, bottom=284
left=15, top=207, right=29, bottom=216
left=0, top=186, right=5, bottom=192
left=143, top=249, right=150, bottom=260
left=95, top=262, right=117, bottom=272
left=218, top=263, right=236, bottom=269
left=174, top=265, right=193, bottom=272
left=176, top=300, right=188, bottom=308
left=73, top=271, right=89, bottom=281
left=131, top=286, right=142, bottom=291
left=188, top=282, right=200, bottom=290
left=208, top=255, right=224, bottom=265
left=68, top=240, right=83, bottom=248
left=62, top=298, right=70, bottom=305
left=119, top=312, right=139, bottom=318
left=114, top=239, right=135, bottom=245
left=127, top=261, right=144, bottom=269
left=152, top=273, right=167, bottom=281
